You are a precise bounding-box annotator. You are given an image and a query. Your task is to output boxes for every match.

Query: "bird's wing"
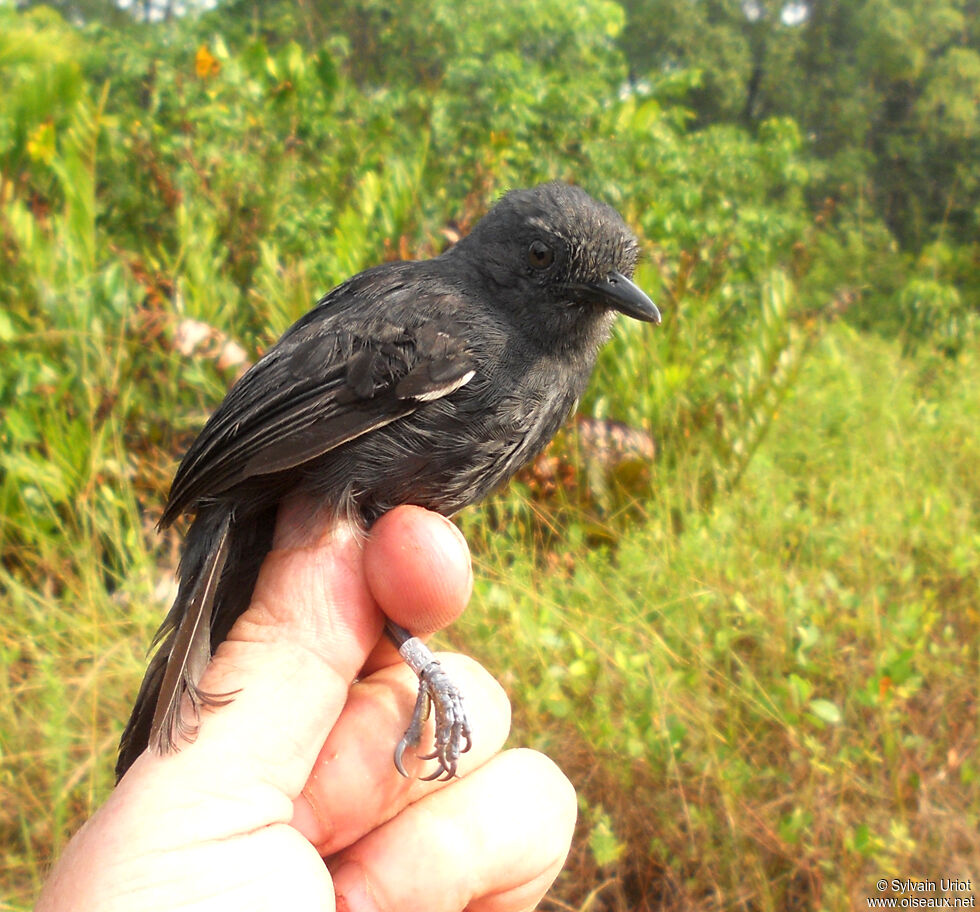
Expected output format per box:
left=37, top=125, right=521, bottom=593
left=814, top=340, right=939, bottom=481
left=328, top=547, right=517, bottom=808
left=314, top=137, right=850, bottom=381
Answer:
left=161, top=312, right=475, bottom=525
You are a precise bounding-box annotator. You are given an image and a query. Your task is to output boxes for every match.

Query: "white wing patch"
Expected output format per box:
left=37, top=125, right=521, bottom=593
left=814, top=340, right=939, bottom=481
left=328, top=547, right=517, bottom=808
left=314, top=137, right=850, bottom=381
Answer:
left=412, top=369, right=476, bottom=402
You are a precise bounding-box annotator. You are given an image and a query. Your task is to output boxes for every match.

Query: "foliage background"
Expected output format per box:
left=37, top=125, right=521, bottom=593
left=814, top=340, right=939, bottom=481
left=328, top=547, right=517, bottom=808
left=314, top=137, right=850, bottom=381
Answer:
left=1, top=0, right=978, bottom=909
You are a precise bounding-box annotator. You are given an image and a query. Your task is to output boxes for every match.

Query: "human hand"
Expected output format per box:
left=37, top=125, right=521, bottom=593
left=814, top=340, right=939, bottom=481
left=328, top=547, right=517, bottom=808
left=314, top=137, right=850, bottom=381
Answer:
left=37, top=503, right=576, bottom=912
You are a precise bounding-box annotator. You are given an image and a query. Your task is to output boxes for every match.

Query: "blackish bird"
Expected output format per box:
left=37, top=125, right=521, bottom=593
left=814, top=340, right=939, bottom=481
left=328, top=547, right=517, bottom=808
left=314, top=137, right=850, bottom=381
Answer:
left=116, top=180, right=660, bottom=783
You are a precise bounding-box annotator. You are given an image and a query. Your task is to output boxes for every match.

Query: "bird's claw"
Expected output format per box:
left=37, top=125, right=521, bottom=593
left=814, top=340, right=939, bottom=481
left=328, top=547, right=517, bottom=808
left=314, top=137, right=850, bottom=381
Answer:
left=394, top=659, right=471, bottom=780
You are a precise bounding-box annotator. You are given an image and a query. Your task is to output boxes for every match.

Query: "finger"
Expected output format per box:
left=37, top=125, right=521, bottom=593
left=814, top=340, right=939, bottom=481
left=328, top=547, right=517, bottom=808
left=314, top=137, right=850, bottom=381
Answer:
left=329, top=749, right=577, bottom=912
left=361, top=505, right=472, bottom=675
left=366, top=506, right=472, bottom=634
left=141, top=515, right=380, bottom=798
left=289, top=653, right=511, bottom=854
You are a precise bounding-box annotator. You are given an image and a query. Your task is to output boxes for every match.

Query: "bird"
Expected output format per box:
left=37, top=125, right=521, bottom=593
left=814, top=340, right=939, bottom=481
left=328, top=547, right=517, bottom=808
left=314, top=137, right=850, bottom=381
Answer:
left=116, top=180, right=661, bottom=783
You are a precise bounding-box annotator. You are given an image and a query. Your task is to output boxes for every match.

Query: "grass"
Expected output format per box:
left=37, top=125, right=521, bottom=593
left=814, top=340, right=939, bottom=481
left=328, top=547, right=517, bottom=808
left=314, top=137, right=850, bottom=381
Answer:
left=3, top=309, right=979, bottom=910
left=1, top=234, right=978, bottom=910
left=3, top=8, right=978, bottom=908
left=457, top=326, right=980, bottom=909
left=1, top=80, right=977, bottom=909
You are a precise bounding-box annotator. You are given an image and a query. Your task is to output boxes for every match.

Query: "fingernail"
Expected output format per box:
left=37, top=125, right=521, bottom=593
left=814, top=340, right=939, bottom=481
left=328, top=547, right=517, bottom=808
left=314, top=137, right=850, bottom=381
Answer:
left=436, top=513, right=473, bottom=597
left=435, top=512, right=469, bottom=564
left=432, top=511, right=463, bottom=544
left=332, top=861, right=380, bottom=912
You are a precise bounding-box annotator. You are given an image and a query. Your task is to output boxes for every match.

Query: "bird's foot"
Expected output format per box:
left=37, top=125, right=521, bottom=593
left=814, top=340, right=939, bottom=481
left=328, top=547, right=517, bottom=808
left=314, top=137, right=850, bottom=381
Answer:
left=394, top=637, right=472, bottom=780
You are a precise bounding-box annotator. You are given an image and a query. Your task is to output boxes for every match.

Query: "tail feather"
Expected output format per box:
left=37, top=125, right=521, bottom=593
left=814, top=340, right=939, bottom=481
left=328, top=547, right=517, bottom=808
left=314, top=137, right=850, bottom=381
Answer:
left=115, top=647, right=166, bottom=781
left=117, top=502, right=279, bottom=782
left=116, top=508, right=231, bottom=781
left=149, top=511, right=231, bottom=753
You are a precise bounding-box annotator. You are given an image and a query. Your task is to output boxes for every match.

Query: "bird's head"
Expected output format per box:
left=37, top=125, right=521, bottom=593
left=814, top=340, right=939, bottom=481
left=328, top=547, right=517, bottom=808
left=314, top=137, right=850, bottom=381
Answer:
left=451, top=181, right=660, bottom=350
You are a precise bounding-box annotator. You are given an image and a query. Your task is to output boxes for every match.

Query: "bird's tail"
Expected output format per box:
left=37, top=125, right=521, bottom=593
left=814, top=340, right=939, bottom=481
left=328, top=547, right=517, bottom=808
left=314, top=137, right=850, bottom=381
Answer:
left=116, top=505, right=273, bottom=781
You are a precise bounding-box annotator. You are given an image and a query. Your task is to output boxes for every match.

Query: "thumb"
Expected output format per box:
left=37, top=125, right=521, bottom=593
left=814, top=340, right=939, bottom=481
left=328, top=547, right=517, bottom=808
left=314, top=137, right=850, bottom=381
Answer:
left=158, top=506, right=385, bottom=798
left=139, top=502, right=471, bottom=801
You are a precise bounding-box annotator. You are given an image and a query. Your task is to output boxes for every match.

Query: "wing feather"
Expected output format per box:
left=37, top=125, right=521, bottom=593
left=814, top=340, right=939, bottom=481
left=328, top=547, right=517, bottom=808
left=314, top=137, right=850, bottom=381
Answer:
left=161, top=301, right=476, bottom=525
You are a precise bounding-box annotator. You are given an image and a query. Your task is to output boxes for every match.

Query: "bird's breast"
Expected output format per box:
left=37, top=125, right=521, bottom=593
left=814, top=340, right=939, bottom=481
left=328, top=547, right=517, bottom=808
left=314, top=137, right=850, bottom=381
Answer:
left=318, top=346, right=582, bottom=521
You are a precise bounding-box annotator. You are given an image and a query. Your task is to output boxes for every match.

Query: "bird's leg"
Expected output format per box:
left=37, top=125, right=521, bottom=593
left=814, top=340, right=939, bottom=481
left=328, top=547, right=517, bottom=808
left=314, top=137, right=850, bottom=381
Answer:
left=385, top=620, right=472, bottom=780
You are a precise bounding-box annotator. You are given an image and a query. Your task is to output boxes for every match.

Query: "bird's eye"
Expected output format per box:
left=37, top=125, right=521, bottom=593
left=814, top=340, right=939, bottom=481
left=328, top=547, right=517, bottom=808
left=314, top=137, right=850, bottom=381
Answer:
left=527, top=240, right=554, bottom=270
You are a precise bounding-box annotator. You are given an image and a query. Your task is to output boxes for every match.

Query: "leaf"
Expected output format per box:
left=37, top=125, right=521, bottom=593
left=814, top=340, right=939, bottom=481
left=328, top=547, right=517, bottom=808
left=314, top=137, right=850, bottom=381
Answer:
left=588, top=808, right=626, bottom=868
left=808, top=698, right=842, bottom=725
left=314, top=49, right=338, bottom=95
left=0, top=308, right=15, bottom=341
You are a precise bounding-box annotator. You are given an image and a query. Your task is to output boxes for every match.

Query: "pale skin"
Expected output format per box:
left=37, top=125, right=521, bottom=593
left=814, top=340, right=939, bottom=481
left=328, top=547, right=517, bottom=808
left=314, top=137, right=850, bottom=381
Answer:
left=38, top=503, right=577, bottom=912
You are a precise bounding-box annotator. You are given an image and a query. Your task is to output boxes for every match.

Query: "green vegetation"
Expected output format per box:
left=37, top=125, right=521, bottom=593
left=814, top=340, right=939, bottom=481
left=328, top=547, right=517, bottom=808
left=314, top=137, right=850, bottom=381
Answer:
left=1, top=1, right=977, bottom=908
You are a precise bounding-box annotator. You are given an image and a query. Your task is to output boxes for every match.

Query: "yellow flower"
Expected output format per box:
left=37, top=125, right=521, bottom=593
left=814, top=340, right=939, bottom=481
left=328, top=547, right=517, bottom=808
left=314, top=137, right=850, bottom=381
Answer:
left=26, top=121, right=56, bottom=165
left=195, top=44, right=220, bottom=79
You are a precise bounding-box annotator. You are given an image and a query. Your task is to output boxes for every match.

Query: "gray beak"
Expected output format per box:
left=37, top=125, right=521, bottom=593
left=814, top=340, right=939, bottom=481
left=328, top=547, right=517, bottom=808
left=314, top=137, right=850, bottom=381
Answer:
left=573, top=271, right=661, bottom=325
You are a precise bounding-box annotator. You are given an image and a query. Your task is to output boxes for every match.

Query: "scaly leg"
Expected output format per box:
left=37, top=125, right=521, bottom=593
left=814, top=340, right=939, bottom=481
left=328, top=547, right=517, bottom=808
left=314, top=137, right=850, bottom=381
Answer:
left=386, top=620, right=472, bottom=780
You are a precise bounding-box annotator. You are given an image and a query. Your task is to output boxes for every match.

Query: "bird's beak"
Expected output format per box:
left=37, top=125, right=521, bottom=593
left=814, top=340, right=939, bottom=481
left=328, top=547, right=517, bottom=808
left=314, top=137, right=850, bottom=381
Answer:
left=573, top=272, right=662, bottom=325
